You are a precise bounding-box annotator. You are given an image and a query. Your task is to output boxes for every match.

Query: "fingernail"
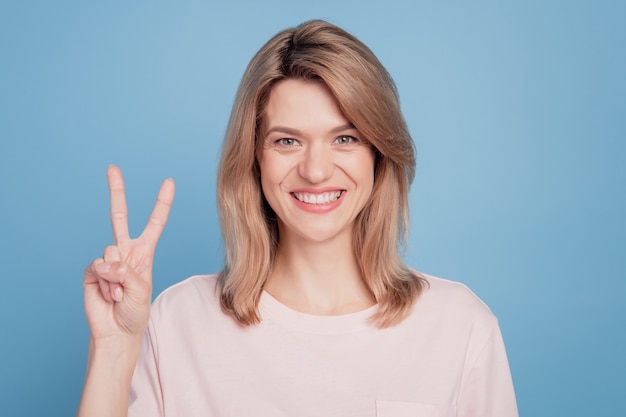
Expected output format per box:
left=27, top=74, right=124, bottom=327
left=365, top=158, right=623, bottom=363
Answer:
left=113, top=286, right=123, bottom=302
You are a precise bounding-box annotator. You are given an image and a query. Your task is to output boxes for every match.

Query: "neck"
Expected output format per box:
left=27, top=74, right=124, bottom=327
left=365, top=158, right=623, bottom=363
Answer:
left=264, top=231, right=375, bottom=315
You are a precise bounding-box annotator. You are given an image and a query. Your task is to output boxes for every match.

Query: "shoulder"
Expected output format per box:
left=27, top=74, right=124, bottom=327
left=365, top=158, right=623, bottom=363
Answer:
left=150, top=274, right=223, bottom=324
left=419, top=272, right=493, bottom=314
left=155, top=273, right=220, bottom=299
left=408, top=271, right=499, bottom=338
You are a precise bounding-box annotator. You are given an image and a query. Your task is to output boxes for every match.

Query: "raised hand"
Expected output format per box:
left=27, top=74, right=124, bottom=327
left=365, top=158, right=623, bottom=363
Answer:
left=83, top=166, right=175, bottom=343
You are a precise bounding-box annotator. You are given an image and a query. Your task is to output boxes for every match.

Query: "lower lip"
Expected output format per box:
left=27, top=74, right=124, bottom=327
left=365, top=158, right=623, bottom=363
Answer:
left=291, top=192, right=344, bottom=213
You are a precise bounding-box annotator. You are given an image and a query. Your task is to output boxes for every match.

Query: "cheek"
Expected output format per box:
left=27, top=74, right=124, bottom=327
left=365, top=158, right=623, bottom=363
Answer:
left=352, top=151, right=376, bottom=185
left=259, top=154, right=286, bottom=200
left=259, top=165, right=274, bottom=199
left=260, top=152, right=300, bottom=184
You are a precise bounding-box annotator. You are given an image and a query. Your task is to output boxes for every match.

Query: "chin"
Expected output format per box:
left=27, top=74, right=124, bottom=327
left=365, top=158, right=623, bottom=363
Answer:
left=292, top=225, right=352, bottom=245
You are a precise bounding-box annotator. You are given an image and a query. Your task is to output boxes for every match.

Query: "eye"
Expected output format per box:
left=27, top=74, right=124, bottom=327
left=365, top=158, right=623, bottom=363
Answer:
left=276, top=138, right=300, bottom=146
left=334, top=135, right=358, bottom=145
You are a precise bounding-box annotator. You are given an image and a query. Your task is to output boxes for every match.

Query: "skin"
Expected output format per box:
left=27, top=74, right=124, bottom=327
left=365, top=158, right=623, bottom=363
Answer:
left=259, top=79, right=377, bottom=314
left=77, top=165, right=174, bottom=417
left=77, top=78, right=376, bottom=415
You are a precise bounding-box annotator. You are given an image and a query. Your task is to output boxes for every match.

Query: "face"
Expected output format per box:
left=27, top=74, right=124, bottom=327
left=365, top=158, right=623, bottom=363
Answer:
left=258, top=78, right=376, bottom=245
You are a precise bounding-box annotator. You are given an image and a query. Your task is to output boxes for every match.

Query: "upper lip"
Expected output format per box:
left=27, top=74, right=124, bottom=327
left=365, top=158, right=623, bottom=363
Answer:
left=290, top=188, right=345, bottom=204
left=289, top=187, right=345, bottom=194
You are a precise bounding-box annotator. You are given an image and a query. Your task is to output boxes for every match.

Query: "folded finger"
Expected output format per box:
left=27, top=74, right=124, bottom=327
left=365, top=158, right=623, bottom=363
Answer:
left=99, top=248, right=125, bottom=301
left=84, top=258, right=103, bottom=285
left=92, top=258, right=149, bottom=304
left=103, top=245, right=122, bottom=263
left=98, top=278, right=113, bottom=303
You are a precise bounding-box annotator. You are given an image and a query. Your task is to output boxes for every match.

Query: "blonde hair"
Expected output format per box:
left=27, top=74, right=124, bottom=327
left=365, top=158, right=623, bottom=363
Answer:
left=217, top=19, right=425, bottom=328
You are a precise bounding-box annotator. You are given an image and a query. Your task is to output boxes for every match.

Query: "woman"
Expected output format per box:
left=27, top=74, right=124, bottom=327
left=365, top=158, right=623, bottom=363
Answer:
left=78, top=20, right=517, bottom=417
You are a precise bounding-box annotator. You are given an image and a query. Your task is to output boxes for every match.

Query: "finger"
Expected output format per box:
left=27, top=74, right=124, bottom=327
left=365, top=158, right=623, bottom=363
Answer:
left=102, top=245, right=122, bottom=262
left=84, top=258, right=113, bottom=302
left=98, top=277, right=113, bottom=302
left=103, top=246, right=123, bottom=301
left=84, top=258, right=104, bottom=285
left=100, top=261, right=151, bottom=305
left=107, top=165, right=130, bottom=245
left=91, top=252, right=150, bottom=304
left=111, top=285, right=124, bottom=302
left=92, top=263, right=123, bottom=302
left=140, top=178, right=175, bottom=245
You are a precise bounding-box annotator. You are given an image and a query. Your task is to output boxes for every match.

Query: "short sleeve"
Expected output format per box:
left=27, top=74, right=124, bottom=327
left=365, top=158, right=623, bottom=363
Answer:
left=457, top=320, right=518, bottom=417
left=128, top=318, right=164, bottom=417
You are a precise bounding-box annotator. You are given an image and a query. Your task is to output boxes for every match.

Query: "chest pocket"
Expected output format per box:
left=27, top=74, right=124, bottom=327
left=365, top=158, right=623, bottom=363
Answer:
left=376, top=400, right=455, bottom=417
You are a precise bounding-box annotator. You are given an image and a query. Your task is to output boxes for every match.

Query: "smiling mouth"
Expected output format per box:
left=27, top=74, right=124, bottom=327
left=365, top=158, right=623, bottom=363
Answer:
left=292, top=191, right=343, bottom=204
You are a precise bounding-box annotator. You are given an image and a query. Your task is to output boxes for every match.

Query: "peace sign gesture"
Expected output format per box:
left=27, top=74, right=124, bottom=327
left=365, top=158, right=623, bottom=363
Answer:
left=83, top=166, right=175, bottom=343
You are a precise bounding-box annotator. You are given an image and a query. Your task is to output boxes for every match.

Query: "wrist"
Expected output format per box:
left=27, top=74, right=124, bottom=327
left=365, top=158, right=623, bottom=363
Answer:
left=79, top=335, right=142, bottom=417
left=88, top=334, right=143, bottom=372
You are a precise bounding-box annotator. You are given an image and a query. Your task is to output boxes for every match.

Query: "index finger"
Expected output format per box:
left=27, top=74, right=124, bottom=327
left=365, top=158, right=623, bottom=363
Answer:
left=107, top=165, right=130, bottom=245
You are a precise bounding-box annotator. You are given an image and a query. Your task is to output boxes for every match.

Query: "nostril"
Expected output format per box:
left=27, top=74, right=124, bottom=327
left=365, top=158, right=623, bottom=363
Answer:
left=299, top=154, right=334, bottom=183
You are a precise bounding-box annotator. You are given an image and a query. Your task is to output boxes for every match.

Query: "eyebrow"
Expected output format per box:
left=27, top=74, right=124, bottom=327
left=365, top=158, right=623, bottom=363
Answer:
left=265, top=123, right=356, bottom=137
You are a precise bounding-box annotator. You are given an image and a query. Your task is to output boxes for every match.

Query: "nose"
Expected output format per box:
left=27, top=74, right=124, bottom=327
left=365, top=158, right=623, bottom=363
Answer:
left=298, top=143, right=334, bottom=184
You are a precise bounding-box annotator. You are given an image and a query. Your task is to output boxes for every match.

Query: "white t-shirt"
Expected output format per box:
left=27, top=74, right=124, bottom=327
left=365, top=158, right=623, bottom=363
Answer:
left=129, top=273, right=518, bottom=417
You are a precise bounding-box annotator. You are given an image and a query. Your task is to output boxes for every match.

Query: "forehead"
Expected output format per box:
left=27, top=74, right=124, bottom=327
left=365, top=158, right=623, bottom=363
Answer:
left=263, top=78, right=350, bottom=134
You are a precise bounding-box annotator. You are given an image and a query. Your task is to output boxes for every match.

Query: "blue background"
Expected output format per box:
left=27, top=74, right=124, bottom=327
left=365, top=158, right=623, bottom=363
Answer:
left=1, top=1, right=624, bottom=416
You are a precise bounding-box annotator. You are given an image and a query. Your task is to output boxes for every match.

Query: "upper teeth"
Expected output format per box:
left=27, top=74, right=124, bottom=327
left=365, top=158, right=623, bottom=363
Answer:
left=293, top=191, right=342, bottom=204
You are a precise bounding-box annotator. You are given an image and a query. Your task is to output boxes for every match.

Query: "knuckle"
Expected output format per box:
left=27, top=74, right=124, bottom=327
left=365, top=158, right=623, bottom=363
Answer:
left=103, top=245, right=121, bottom=261
left=156, top=195, right=172, bottom=208
left=115, top=262, right=128, bottom=276
left=148, top=216, right=165, bottom=229
left=84, top=258, right=102, bottom=277
left=110, top=211, right=128, bottom=221
left=102, top=245, right=115, bottom=257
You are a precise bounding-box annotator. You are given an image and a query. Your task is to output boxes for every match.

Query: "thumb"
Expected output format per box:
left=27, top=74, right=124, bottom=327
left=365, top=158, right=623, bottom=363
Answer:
left=102, top=246, right=124, bottom=302
left=103, top=261, right=151, bottom=306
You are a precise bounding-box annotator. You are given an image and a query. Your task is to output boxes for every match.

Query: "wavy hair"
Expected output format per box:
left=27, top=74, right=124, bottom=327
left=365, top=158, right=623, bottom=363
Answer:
left=217, top=19, right=425, bottom=328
